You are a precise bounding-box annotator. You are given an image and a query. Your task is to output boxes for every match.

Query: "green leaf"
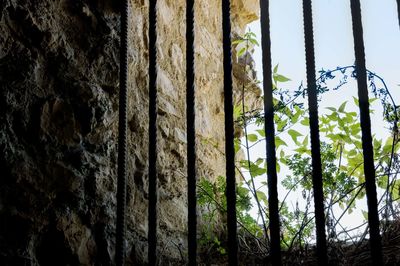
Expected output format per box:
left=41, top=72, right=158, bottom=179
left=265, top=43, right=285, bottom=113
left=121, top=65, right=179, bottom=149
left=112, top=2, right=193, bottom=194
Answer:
left=353, top=96, right=359, bottom=107
left=291, top=107, right=303, bottom=124
left=373, top=138, right=382, bottom=151
left=197, top=179, right=215, bottom=206
left=338, top=133, right=351, bottom=144
left=275, top=136, right=288, bottom=147
left=393, top=180, right=400, bottom=198
left=294, top=146, right=311, bottom=155
left=255, top=158, right=264, bottom=165
left=240, top=160, right=249, bottom=169
left=249, top=32, right=257, bottom=37
left=276, top=161, right=281, bottom=173
left=338, top=118, right=345, bottom=129
left=247, top=134, right=258, bottom=142
left=273, top=74, right=291, bottom=83
left=338, top=101, right=347, bottom=113
left=233, top=104, right=242, bottom=120
left=249, top=163, right=267, bottom=177
left=347, top=149, right=357, bottom=157
left=288, top=129, right=303, bottom=143
left=369, top=97, right=378, bottom=104
left=383, top=137, right=394, bottom=154
left=218, top=247, right=226, bottom=255
left=256, top=191, right=268, bottom=204
left=256, top=129, right=266, bottom=137
left=234, top=138, right=241, bottom=153
left=300, top=117, right=310, bottom=126
left=273, top=64, right=279, bottom=73
left=232, top=39, right=244, bottom=45
left=240, top=160, right=266, bottom=177
left=327, top=133, right=339, bottom=141
left=348, top=112, right=357, bottom=117
left=326, top=107, right=336, bottom=112
left=350, top=124, right=361, bottom=135
left=354, top=140, right=362, bottom=150
left=327, top=112, right=338, bottom=121
left=377, top=175, right=388, bottom=189
left=249, top=38, right=259, bottom=46
left=277, top=119, right=288, bottom=131
left=302, top=135, right=309, bottom=146
left=237, top=47, right=246, bottom=57
left=343, top=114, right=353, bottom=124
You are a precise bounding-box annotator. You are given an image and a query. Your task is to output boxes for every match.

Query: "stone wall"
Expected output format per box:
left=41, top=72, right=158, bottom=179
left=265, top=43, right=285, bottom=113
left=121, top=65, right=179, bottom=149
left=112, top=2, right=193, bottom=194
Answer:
left=0, top=0, right=260, bottom=264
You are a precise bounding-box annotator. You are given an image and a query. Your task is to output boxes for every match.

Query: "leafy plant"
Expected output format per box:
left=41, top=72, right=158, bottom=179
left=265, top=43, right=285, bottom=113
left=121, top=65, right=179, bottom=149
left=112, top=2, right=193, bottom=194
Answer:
left=197, top=30, right=400, bottom=256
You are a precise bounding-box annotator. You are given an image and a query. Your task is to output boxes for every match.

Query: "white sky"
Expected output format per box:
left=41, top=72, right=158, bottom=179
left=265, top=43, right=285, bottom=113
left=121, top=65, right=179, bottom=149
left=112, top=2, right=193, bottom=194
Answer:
left=250, top=0, right=400, bottom=93
left=244, top=0, right=400, bottom=240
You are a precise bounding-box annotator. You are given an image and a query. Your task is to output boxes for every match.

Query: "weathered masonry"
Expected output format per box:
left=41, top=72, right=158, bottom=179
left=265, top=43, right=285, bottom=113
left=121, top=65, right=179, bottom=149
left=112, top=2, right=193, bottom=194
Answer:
left=1, top=0, right=400, bottom=265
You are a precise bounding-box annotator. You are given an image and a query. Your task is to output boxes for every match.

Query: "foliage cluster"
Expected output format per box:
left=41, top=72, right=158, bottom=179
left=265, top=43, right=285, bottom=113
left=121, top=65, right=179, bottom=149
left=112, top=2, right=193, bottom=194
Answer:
left=197, top=31, right=400, bottom=256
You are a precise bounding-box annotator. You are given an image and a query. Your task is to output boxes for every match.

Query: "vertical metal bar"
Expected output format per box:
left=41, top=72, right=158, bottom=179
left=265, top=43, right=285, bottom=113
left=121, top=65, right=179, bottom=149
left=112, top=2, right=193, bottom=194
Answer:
left=116, top=1, right=129, bottom=266
left=302, top=1, right=328, bottom=264
left=148, top=0, right=158, bottom=265
left=349, top=1, right=383, bottom=264
left=222, top=0, right=238, bottom=265
left=259, top=1, right=282, bottom=265
left=397, top=0, right=400, bottom=29
left=186, top=0, right=197, bottom=264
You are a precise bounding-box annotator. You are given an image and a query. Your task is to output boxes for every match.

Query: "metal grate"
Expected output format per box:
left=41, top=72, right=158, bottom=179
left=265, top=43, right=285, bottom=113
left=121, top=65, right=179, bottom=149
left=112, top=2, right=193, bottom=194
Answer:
left=113, top=0, right=399, bottom=265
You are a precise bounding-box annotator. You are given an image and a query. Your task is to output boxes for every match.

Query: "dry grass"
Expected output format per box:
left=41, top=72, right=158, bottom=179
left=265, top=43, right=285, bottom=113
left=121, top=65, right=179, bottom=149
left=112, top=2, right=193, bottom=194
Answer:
left=199, top=220, right=400, bottom=265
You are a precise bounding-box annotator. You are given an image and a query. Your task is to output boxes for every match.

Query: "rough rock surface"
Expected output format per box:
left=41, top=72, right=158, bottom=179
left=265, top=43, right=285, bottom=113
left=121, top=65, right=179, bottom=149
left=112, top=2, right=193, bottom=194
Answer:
left=0, top=0, right=260, bottom=264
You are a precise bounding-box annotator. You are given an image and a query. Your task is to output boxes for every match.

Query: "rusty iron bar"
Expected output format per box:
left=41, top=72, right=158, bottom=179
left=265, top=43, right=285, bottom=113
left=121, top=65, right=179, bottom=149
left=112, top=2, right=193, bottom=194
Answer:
left=349, top=0, right=383, bottom=265
left=116, top=0, right=129, bottom=265
left=302, top=0, right=328, bottom=264
left=259, top=0, right=282, bottom=265
left=397, top=0, right=400, bottom=29
left=148, top=0, right=158, bottom=265
left=186, top=0, right=197, bottom=264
